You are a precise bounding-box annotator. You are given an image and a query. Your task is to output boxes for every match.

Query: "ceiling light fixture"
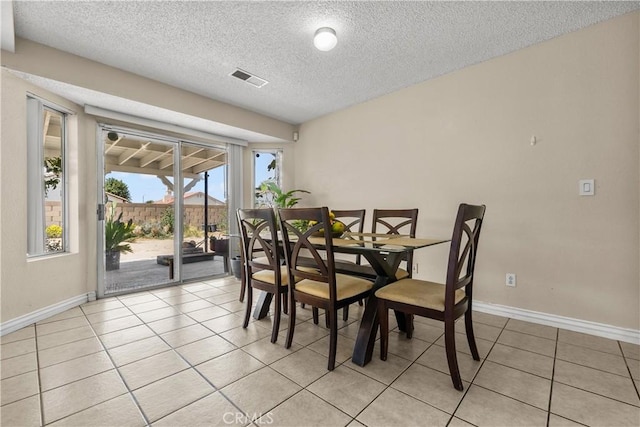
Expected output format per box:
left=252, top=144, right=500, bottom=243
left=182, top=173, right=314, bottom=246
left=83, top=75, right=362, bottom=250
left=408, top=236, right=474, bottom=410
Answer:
left=314, top=27, right=337, bottom=51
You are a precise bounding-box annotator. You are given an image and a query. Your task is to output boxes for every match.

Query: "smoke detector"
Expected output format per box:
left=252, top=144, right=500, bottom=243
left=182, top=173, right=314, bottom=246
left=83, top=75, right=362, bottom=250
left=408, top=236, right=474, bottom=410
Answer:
left=230, top=68, right=268, bottom=88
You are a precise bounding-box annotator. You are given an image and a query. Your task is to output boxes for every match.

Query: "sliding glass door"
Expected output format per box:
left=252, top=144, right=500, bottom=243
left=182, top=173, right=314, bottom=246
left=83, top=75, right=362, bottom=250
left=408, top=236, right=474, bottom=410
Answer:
left=180, top=142, right=229, bottom=282
left=98, top=127, right=230, bottom=297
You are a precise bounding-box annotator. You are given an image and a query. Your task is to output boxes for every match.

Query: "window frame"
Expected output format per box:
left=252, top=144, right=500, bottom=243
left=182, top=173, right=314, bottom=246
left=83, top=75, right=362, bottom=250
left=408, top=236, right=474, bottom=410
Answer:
left=252, top=149, right=282, bottom=208
left=26, top=96, right=69, bottom=257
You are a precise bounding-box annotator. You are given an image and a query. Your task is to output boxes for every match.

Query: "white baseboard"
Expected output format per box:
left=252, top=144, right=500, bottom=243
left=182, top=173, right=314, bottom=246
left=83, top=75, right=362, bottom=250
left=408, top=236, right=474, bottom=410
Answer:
left=474, top=301, right=640, bottom=345
left=0, top=293, right=92, bottom=336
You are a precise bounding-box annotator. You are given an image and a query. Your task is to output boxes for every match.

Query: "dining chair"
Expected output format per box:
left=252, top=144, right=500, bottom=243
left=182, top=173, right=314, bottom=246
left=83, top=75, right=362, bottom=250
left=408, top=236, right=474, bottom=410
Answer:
left=278, top=207, right=374, bottom=370
left=236, top=208, right=289, bottom=343
left=375, top=203, right=486, bottom=390
left=332, top=209, right=366, bottom=264
left=372, top=208, right=419, bottom=333
left=310, top=209, right=366, bottom=323
left=372, top=208, right=419, bottom=280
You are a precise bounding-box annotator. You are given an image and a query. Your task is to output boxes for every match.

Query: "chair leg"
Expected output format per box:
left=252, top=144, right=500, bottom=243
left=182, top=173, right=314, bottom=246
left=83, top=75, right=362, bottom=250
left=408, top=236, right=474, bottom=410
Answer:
left=285, top=293, right=296, bottom=349
left=301, top=303, right=306, bottom=308
left=239, top=273, right=246, bottom=302
left=343, top=304, right=349, bottom=321
left=328, top=308, right=338, bottom=371
left=271, top=291, right=281, bottom=343
left=405, top=313, right=414, bottom=339
left=242, top=285, right=252, bottom=328
left=358, top=299, right=363, bottom=306
left=282, top=292, right=289, bottom=315
left=325, top=310, right=330, bottom=328
left=312, top=307, right=319, bottom=325
left=378, top=302, right=389, bottom=361
left=465, top=310, right=480, bottom=361
left=444, top=317, right=463, bottom=391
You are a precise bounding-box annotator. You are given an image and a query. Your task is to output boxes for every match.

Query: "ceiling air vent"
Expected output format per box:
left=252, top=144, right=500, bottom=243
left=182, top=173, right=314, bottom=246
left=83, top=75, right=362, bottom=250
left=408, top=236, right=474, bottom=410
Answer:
left=230, top=68, right=268, bottom=88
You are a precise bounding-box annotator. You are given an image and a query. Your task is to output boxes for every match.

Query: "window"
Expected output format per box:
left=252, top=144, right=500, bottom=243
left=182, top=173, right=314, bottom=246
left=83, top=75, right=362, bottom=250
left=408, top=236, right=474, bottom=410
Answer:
left=27, top=96, right=67, bottom=256
left=253, top=149, right=282, bottom=207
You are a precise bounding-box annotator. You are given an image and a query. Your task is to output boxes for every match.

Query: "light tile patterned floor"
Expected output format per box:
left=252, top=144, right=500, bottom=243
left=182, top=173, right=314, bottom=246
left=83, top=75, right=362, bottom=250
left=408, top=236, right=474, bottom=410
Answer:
left=1, top=276, right=639, bottom=426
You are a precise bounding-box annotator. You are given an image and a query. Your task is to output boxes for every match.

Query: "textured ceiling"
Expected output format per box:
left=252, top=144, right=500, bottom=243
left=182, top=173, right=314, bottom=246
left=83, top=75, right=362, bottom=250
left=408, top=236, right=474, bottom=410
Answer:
left=11, top=1, right=640, bottom=128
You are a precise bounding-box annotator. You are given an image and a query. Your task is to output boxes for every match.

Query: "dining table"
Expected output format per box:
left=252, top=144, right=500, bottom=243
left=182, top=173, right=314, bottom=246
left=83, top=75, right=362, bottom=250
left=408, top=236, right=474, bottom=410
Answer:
left=250, top=232, right=450, bottom=366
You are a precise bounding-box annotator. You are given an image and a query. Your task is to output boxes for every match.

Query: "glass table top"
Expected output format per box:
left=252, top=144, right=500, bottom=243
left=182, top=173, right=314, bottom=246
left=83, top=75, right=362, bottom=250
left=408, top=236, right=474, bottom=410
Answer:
left=309, top=232, right=450, bottom=253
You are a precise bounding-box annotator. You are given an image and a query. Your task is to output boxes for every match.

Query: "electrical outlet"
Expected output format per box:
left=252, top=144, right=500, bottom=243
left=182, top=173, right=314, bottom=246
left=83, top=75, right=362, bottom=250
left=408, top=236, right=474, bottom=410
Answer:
left=506, top=273, right=516, bottom=287
left=413, top=263, right=419, bottom=274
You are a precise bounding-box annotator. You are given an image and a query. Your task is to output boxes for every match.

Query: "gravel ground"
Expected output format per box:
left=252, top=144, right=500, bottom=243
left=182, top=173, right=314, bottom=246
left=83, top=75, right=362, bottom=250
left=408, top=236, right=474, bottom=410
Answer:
left=121, top=236, right=222, bottom=261
left=121, top=238, right=177, bottom=261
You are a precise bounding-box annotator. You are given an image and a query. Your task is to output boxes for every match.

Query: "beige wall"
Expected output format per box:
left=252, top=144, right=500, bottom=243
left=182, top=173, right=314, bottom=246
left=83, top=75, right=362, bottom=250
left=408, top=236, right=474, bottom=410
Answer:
left=1, top=71, right=95, bottom=322
left=296, top=13, right=640, bottom=330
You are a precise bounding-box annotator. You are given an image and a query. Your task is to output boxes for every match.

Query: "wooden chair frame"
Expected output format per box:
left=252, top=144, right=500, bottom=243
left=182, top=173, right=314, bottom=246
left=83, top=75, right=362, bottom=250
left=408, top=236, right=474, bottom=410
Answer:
left=372, top=208, right=419, bottom=276
left=377, top=203, right=486, bottom=390
left=236, top=208, right=287, bottom=343
left=279, top=207, right=372, bottom=370
left=318, top=209, right=367, bottom=322
left=372, top=208, right=419, bottom=332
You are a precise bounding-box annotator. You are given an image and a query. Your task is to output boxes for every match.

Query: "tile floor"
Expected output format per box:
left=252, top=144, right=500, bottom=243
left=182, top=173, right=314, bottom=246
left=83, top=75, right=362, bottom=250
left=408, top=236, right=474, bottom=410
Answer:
left=1, top=276, right=639, bottom=426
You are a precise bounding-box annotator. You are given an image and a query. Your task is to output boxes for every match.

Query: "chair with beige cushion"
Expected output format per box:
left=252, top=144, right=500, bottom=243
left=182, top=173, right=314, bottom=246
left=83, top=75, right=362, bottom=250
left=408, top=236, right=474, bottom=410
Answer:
left=279, top=207, right=373, bottom=370
left=375, top=203, right=486, bottom=391
left=372, top=208, right=419, bottom=334
left=316, top=209, right=367, bottom=322
left=237, top=208, right=288, bottom=343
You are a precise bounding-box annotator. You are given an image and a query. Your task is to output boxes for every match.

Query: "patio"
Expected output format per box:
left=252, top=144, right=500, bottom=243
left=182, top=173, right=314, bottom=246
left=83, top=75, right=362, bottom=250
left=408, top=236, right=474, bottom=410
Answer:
left=106, top=238, right=232, bottom=294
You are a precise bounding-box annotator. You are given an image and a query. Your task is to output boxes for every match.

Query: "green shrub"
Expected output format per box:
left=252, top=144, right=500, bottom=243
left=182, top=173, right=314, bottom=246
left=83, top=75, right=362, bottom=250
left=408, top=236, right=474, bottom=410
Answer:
left=46, top=224, right=63, bottom=238
left=150, top=226, right=163, bottom=238
left=184, top=225, right=203, bottom=238
left=161, top=208, right=174, bottom=233
left=141, top=222, right=154, bottom=235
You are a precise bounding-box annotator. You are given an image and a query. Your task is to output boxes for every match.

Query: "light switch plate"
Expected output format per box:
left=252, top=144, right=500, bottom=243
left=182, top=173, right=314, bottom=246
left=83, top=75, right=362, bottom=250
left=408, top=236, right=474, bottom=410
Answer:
left=579, top=179, right=594, bottom=196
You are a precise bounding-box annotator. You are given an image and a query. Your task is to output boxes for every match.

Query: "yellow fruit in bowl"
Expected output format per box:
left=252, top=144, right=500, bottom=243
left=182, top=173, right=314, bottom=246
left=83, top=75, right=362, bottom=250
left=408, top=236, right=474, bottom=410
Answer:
left=329, top=211, right=336, bottom=220
left=332, top=221, right=345, bottom=234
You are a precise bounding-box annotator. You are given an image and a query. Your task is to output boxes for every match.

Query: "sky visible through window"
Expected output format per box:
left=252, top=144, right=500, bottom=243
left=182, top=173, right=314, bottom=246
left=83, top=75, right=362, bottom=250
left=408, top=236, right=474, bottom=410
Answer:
left=107, top=166, right=226, bottom=203
left=254, top=151, right=276, bottom=188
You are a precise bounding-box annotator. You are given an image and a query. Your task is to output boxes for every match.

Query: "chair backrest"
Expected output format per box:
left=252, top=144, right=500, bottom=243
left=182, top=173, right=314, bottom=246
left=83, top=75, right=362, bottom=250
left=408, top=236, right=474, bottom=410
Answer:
left=332, top=209, right=366, bottom=264
left=372, top=209, right=418, bottom=236
left=236, top=208, right=281, bottom=283
left=278, top=207, right=338, bottom=301
left=445, top=203, right=486, bottom=309
left=332, top=209, right=366, bottom=233
left=372, top=208, right=419, bottom=272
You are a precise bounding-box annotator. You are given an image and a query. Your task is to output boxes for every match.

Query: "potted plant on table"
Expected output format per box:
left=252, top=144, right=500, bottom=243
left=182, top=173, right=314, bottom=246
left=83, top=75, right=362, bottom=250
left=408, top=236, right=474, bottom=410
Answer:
left=105, top=204, right=136, bottom=271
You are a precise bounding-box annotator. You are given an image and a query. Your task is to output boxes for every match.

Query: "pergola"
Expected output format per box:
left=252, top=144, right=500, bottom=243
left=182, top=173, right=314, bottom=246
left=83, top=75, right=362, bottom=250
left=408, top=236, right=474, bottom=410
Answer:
left=104, top=133, right=227, bottom=193
left=102, top=132, right=228, bottom=251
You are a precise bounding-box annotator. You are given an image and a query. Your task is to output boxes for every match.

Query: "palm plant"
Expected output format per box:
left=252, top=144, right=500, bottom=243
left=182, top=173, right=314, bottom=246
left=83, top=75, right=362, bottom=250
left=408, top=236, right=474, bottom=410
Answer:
left=256, top=181, right=310, bottom=208
left=256, top=181, right=311, bottom=232
left=105, top=211, right=136, bottom=253
left=104, top=203, right=136, bottom=270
